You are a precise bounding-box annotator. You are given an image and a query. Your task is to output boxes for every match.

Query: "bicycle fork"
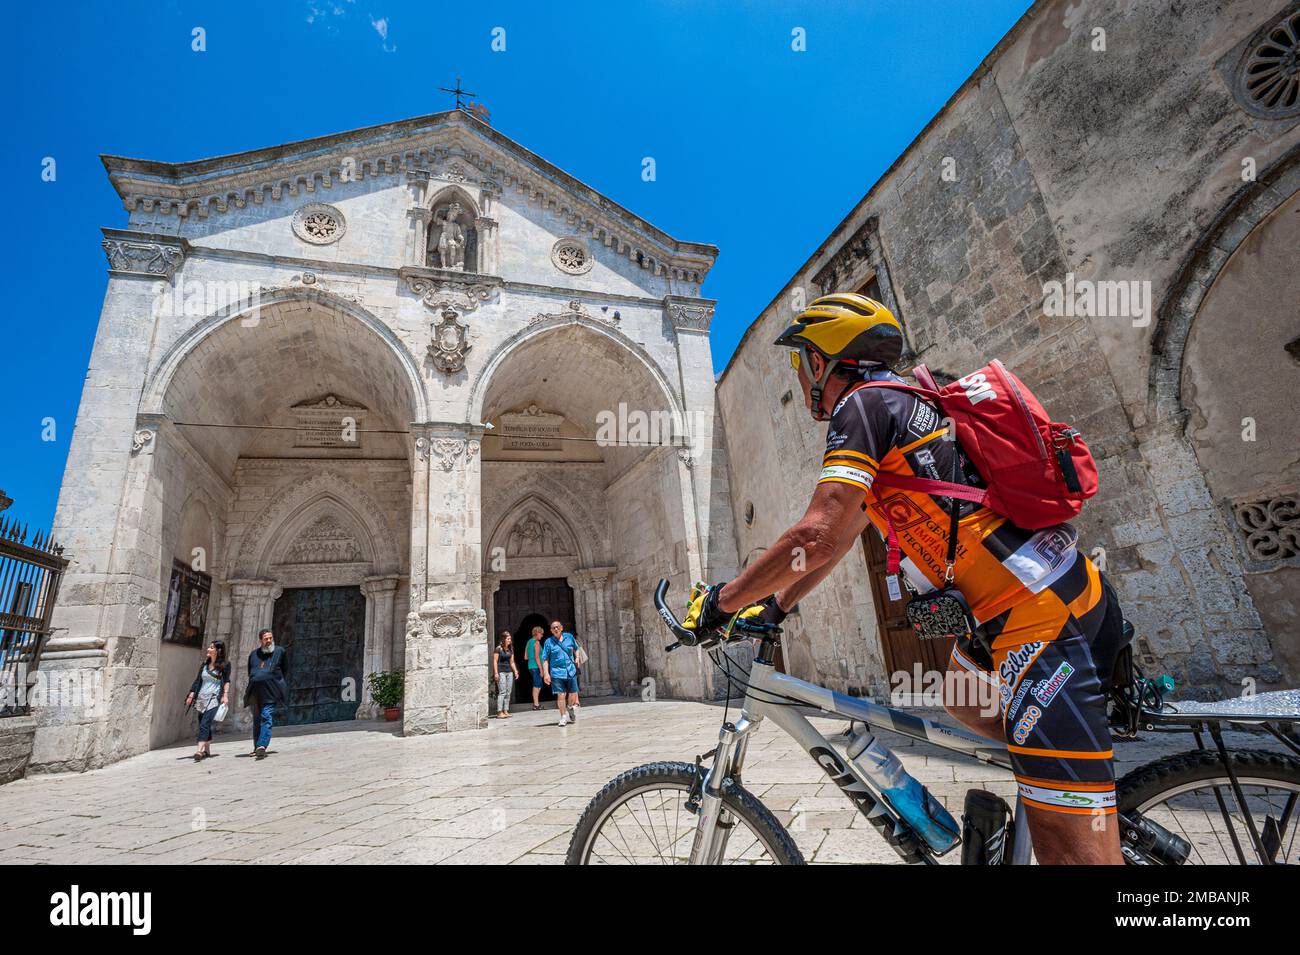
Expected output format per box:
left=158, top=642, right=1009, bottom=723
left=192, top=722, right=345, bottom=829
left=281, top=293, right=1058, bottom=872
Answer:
left=689, top=718, right=754, bottom=864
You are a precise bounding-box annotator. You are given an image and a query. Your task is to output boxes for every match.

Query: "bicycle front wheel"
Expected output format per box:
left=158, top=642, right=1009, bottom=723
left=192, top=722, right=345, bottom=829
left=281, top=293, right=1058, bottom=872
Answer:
left=566, top=761, right=805, bottom=865
left=1117, top=749, right=1300, bottom=865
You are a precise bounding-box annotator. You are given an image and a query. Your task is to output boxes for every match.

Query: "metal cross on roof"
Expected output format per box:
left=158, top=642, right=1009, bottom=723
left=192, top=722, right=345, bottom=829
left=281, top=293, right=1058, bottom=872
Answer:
left=440, top=76, right=477, bottom=111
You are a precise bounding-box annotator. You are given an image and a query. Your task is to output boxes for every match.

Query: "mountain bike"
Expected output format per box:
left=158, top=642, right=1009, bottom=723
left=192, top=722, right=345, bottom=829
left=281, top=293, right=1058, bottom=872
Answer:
left=566, top=580, right=1300, bottom=865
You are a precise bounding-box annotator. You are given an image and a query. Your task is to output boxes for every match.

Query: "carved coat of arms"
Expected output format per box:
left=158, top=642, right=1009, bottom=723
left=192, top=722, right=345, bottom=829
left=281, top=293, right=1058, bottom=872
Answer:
left=429, top=307, right=471, bottom=373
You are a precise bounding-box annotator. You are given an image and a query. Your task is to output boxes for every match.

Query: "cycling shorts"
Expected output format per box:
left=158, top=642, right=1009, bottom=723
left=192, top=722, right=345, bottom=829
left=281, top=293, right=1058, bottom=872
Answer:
left=949, top=556, right=1117, bottom=816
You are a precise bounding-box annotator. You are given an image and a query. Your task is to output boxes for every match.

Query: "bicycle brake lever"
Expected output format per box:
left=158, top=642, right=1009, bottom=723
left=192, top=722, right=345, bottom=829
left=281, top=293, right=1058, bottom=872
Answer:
left=665, top=641, right=680, bottom=652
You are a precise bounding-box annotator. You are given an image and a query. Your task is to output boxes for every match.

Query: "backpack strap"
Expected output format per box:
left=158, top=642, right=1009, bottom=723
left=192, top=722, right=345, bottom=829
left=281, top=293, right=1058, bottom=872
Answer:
left=843, top=366, right=990, bottom=580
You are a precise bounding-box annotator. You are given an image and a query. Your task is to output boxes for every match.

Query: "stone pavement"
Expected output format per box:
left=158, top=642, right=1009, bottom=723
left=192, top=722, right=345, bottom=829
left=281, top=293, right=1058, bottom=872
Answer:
left=0, top=698, right=1280, bottom=864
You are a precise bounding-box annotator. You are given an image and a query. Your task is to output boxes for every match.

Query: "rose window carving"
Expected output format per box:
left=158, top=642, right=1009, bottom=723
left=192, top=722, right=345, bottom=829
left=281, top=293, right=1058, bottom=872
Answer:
left=292, top=203, right=346, bottom=245
left=1235, top=9, right=1300, bottom=118
left=551, top=237, right=593, bottom=275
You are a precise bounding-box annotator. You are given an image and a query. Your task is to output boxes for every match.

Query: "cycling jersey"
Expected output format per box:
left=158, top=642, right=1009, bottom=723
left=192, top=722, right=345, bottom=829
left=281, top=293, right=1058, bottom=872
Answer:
left=818, top=378, right=1079, bottom=626
left=817, top=375, right=1114, bottom=815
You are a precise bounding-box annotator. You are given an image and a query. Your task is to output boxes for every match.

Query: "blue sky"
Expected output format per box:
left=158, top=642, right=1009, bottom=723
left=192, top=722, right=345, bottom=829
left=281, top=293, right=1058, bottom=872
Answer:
left=0, top=0, right=1032, bottom=531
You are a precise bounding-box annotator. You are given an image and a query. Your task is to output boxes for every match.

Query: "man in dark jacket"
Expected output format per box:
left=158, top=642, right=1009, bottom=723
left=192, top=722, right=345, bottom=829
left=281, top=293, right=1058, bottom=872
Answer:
left=247, top=628, right=289, bottom=759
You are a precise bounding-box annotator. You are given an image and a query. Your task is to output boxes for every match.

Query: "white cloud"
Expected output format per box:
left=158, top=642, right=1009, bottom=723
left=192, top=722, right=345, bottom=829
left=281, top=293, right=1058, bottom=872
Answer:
left=305, top=1, right=353, bottom=26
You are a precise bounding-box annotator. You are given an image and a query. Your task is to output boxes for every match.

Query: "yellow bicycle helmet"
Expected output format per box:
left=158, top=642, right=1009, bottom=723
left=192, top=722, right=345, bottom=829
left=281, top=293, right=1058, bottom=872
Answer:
left=774, top=293, right=904, bottom=418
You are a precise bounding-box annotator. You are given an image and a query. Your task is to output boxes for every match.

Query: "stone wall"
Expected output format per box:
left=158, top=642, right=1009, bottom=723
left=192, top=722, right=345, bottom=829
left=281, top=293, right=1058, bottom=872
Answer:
left=0, top=717, right=36, bottom=786
left=718, top=0, right=1300, bottom=697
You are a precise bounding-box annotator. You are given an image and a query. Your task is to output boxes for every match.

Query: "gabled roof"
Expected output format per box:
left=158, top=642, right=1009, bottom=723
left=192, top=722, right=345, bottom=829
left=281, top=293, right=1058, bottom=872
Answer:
left=102, top=109, right=716, bottom=283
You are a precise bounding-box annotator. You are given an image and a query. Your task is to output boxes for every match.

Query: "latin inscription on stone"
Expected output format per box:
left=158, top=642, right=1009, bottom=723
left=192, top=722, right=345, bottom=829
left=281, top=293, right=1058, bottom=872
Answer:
left=499, top=404, right=564, bottom=452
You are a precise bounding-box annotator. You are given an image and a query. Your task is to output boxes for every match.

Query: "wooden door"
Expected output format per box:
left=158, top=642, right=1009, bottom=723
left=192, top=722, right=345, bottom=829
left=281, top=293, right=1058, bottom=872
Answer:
left=861, top=531, right=955, bottom=683
left=270, top=586, right=366, bottom=725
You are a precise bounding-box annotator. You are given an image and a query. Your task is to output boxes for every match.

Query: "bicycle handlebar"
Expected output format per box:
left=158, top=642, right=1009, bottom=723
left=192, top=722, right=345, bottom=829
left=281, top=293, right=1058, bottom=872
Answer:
left=653, top=578, right=780, bottom=653
left=653, top=579, right=695, bottom=652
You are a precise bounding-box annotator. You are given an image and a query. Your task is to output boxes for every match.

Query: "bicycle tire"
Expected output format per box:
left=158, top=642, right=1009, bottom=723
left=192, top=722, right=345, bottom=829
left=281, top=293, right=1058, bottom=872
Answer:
left=566, top=761, right=806, bottom=865
left=1117, top=748, right=1300, bottom=864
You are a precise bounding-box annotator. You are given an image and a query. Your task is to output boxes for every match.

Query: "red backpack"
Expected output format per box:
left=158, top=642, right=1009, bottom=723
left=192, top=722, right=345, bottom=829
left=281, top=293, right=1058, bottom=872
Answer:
left=861, top=360, right=1098, bottom=537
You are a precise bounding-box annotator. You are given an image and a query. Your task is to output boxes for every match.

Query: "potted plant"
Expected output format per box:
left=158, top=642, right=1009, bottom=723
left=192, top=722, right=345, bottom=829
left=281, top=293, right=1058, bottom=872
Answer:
left=367, top=670, right=404, bottom=721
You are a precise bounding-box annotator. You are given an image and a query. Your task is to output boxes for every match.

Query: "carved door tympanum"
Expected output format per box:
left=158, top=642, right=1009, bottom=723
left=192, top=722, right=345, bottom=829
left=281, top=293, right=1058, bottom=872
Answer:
left=270, top=585, right=366, bottom=725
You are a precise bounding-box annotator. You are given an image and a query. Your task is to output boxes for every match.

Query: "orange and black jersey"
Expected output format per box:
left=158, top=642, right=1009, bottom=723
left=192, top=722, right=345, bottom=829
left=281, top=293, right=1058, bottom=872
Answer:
left=818, top=376, right=1081, bottom=626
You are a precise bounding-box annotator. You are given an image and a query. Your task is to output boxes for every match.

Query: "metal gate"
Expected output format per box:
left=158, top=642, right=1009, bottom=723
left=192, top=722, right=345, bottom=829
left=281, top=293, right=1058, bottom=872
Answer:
left=0, top=515, right=68, bottom=716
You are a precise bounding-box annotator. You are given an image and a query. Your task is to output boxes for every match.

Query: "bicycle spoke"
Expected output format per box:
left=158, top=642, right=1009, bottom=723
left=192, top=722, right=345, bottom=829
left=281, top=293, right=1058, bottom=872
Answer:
left=580, top=781, right=783, bottom=864
left=1139, top=779, right=1300, bottom=865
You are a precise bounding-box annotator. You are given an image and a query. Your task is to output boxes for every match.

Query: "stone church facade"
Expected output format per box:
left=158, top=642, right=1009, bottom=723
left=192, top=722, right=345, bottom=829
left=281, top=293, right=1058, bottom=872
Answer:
left=35, top=0, right=1300, bottom=776
left=719, top=0, right=1300, bottom=700
left=39, top=109, right=736, bottom=772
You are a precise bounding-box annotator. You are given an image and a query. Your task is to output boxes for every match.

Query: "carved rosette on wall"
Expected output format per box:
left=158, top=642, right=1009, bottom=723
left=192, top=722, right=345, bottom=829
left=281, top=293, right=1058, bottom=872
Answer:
left=428, top=308, right=472, bottom=374
left=291, top=203, right=346, bottom=245
left=550, top=237, right=593, bottom=275
left=1234, top=494, right=1300, bottom=563
left=102, top=230, right=185, bottom=278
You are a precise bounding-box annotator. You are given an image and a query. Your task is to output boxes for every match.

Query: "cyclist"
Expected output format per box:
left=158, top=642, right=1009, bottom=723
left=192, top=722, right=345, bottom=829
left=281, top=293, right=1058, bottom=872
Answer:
left=683, top=293, right=1122, bottom=865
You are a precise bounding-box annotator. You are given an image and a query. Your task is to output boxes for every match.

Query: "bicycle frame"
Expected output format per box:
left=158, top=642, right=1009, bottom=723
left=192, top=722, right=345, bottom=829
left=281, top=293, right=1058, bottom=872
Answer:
left=689, top=653, right=1035, bottom=864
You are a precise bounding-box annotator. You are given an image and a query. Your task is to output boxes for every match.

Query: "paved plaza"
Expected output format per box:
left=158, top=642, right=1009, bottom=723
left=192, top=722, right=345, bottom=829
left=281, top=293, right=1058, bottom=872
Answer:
left=0, top=698, right=1280, bottom=865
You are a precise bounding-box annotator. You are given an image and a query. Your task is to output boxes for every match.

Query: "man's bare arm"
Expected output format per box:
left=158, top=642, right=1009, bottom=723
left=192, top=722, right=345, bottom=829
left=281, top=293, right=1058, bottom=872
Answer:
left=717, top=482, right=871, bottom=613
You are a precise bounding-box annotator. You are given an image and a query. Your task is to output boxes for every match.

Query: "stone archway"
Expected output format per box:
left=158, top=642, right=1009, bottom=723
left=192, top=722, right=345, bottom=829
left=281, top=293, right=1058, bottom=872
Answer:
left=141, top=285, right=428, bottom=423
left=1149, top=143, right=1300, bottom=424
left=473, top=319, right=711, bottom=700
left=1134, top=143, right=1300, bottom=691
left=136, top=294, right=420, bottom=739
left=225, top=471, right=404, bottom=719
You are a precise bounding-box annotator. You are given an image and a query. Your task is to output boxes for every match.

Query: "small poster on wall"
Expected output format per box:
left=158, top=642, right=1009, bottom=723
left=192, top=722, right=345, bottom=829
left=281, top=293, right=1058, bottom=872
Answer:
left=162, top=558, right=212, bottom=648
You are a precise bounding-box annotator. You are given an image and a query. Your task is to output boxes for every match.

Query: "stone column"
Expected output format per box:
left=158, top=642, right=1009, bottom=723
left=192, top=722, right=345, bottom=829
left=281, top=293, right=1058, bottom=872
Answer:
left=474, top=216, right=499, bottom=274
left=569, top=567, right=616, bottom=696
left=666, top=297, right=724, bottom=581
left=406, top=170, right=431, bottom=265
left=359, top=575, right=400, bottom=716
left=226, top=580, right=282, bottom=732
left=404, top=424, right=488, bottom=735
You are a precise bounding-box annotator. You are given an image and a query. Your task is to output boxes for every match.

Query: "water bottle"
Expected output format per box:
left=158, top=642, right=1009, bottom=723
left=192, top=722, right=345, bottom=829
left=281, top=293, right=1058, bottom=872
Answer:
left=847, top=727, right=960, bottom=854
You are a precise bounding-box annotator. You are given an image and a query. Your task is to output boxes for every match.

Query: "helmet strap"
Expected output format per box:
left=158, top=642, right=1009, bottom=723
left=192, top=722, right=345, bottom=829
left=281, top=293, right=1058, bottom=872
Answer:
left=806, top=347, right=839, bottom=422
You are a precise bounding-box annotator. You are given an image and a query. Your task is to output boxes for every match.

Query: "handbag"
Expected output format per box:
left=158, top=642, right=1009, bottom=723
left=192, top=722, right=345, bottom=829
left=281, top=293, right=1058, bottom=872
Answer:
left=214, top=702, right=229, bottom=723
left=899, top=443, right=977, bottom=642
left=575, top=644, right=589, bottom=668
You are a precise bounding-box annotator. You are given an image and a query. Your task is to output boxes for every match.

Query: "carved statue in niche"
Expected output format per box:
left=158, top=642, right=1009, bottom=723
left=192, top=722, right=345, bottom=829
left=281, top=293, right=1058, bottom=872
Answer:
left=429, top=201, right=477, bottom=272
left=505, top=510, right=568, bottom=557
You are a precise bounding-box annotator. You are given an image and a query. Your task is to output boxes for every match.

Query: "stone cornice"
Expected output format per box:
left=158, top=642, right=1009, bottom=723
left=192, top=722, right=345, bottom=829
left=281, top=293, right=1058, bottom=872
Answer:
left=164, top=242, right=700, bottom=309
left=664, top=295, right=717, bottom=332
left=102, top=228, right=188, bottom=278
left=102, top=110, right=716, bottom=282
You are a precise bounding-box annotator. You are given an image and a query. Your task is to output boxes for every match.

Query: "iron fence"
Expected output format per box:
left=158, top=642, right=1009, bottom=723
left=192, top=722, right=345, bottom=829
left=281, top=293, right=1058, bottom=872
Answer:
left=0, top=515, right=68, bottom=716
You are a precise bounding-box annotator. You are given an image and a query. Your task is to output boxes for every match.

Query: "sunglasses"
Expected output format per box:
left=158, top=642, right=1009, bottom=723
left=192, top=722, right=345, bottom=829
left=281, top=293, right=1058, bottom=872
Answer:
left=789, top=350, right=801, bottom=371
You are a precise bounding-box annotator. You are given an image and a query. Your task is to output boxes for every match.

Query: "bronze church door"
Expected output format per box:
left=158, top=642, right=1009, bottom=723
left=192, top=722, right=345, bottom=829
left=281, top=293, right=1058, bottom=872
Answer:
left=493, top=578, right=576, bottom=704
left=270, top=586, right=366, bottom=725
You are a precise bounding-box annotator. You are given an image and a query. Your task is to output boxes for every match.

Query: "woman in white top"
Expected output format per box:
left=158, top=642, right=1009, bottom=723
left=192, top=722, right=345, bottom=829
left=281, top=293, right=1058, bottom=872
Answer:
left=185, top=640, right=231, bottom=761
